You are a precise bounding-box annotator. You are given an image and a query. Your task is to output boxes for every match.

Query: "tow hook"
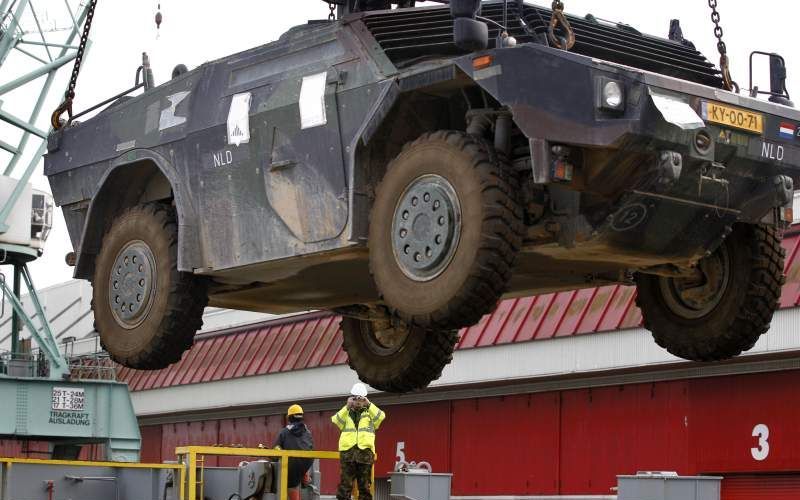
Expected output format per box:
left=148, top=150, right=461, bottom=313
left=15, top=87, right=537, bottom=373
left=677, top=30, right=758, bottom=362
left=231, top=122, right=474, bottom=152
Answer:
left=698, top=162, right=729, bottom=196
left=772, top=175, right=794, bottom=206
left=655, top=151, right=682, bottom=190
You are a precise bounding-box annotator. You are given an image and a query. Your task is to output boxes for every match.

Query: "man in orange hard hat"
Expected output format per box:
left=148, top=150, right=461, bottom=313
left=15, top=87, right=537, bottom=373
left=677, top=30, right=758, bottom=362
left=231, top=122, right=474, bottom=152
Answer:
left=275, top=404, right=314, bottom=500
left=331, top=383, right=386, bottom=500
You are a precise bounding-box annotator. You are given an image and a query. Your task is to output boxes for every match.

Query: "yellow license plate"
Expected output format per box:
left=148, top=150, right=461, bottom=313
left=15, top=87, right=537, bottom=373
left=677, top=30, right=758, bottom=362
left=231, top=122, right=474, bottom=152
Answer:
left=701, top=101, right=764, bottom=134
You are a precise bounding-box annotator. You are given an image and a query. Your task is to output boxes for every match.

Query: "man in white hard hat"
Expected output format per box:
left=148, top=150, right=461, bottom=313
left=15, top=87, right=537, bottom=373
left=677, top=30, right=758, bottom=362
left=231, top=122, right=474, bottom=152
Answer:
left=331, top=382, right=386, bottom=500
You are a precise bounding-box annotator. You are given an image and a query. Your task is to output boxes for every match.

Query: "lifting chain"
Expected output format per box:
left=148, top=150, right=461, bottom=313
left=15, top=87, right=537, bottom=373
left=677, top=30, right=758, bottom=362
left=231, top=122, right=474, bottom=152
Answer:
left=548, top=1, right=575, bottom=50
left=708, top=0, right=738, bottom=93
left=328, top=1, right=337, bottom=21
left=51, top=0, right=98, bottom=130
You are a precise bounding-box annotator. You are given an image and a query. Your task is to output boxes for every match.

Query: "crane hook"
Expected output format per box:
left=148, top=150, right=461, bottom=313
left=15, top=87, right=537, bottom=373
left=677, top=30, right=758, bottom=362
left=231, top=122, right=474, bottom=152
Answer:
left=155, top=2, right=162, bottom=38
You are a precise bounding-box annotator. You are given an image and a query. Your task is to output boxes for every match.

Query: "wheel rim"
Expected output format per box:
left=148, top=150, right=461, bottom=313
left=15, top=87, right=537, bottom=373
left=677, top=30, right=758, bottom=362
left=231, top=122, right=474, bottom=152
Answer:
left=108, top=240, right=156, bottom=329
left=659, top=245, right=731, bottom=319
left=360, top=320, right=411, bottom=357
left=391, top=174, right=461, bottom=282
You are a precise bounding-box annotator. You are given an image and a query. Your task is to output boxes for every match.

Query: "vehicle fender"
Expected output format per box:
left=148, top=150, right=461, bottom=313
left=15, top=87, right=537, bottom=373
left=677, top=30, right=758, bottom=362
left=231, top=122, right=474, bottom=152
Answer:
left=74, top=148, right=201, bottom=279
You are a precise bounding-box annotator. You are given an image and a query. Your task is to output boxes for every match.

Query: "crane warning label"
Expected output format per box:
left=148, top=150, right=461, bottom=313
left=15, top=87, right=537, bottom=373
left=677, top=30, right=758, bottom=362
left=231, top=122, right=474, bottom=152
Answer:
left=52, top=387, right=85, bottom=411
left=48, top=411, right=91, bottom=426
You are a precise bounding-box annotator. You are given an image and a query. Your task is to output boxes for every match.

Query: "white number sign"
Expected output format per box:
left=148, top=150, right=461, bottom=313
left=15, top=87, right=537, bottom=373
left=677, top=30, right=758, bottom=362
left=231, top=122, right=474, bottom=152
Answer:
left=396, top=441, right=406, bottom=464
left=751, top=424, right=770, bottom=461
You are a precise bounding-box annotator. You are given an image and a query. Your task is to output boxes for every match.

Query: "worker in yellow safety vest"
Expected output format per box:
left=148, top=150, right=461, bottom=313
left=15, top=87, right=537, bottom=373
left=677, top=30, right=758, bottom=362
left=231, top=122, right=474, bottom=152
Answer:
left=331, top=382, right=386, bottom=500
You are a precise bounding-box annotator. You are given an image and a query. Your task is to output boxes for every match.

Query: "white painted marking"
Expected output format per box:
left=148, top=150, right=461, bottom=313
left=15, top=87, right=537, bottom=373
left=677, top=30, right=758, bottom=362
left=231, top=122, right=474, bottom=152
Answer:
left=159, top=91, right=190, bottom=130
left=762, top=142, right=786, bottom=162
left=299, top=72, right=328, bottom=129
left=212, top=150, right=233, bottom=168
left=115, top=140, right=136, bottom=152
left=650, top=89, right=705, bottom=130
left=227, top=92, right=252, bottom=146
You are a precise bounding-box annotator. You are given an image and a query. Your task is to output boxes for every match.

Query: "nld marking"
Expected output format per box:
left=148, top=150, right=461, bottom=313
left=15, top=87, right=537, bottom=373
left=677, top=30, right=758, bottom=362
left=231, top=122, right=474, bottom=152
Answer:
left=762, top=141, right=785, bottom=162
left=212, top=149, right=234, bottom=168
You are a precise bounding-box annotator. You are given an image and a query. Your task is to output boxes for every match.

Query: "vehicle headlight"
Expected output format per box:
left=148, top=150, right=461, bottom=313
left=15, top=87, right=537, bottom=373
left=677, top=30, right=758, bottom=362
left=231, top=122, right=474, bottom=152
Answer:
left=602, top=80, right=624, bottom=110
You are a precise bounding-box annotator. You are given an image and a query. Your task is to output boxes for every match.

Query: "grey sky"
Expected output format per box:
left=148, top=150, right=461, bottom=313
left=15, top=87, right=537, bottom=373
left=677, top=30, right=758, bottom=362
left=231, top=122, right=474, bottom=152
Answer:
left=3, top=0, right=799, bottom=288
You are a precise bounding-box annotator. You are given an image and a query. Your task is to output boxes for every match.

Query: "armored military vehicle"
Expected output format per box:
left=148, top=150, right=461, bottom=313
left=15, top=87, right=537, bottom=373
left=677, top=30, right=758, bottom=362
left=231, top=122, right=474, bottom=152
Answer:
left=45, top=0, right=798, bottom=392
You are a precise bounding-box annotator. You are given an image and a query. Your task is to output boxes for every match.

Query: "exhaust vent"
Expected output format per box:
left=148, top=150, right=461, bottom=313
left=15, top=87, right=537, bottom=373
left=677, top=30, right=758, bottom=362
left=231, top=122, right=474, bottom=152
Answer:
left=362, top=1, right=724, bottom=88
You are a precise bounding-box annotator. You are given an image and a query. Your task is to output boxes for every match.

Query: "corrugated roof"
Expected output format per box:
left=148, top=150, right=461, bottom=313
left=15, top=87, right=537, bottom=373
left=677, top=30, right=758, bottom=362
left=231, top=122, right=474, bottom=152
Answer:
left=118, top=229, right=800, bottom=392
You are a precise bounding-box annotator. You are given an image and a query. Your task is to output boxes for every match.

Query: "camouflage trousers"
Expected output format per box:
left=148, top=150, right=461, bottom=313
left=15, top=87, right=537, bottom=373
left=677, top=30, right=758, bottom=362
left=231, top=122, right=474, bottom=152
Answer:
left=336, top=460, right=372, bottom=500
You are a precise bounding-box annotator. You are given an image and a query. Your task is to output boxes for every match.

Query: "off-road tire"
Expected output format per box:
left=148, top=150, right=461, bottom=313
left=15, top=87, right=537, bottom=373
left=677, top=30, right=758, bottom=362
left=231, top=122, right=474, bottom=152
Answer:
left=369, top=130, right=524, bottom=330
left=341, top=317, right=458, bottom=393
left=636, top=224, right=785, bottom=361
left=92, top=203, right=208, bottom=369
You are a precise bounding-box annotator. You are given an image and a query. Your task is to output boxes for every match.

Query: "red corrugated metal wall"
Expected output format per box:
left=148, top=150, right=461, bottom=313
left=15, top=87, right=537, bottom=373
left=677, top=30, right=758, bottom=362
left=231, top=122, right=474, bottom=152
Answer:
left=722, top=475, right=800, bottom=500
left=127, top=369, right=800, bottom=497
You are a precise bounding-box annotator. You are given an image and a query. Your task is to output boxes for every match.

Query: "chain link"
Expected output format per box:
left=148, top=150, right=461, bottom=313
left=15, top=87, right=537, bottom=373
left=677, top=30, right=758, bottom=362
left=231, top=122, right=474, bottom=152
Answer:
left=548, top=1, right=575, bottom=51
left=51, top=0, right=98, bottom=130
left=328, top=1, right=337, bottom=21
left=708, top=0, right=738, bottom=92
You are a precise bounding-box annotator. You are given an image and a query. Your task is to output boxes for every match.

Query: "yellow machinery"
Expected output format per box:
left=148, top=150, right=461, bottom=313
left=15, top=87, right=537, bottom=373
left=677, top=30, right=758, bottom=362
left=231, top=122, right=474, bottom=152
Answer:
left=0, top=447, right=348, bottom=500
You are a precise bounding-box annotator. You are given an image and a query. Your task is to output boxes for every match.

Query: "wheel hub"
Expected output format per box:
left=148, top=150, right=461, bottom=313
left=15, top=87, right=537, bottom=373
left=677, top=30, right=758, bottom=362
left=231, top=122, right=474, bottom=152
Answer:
left=361, top=319, right=411, bottom=356
left=659, top=245, right=731, bottom=319
left=109, top=241, right=156, bottom=328
left=392, top=174, right=461, bottom=281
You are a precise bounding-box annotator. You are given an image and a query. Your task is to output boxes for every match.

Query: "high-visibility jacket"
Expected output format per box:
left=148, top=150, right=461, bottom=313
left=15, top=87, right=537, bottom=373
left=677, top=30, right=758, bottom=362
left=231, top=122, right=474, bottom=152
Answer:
left=331, top=403, right=386, bottom=454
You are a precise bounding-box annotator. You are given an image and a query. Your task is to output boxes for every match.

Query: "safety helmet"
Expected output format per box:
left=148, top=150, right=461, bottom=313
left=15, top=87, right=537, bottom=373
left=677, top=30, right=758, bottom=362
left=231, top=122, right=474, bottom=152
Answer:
left=350, top=382, right=368, bottom=398
left=287, top=404, right=304, bottom=417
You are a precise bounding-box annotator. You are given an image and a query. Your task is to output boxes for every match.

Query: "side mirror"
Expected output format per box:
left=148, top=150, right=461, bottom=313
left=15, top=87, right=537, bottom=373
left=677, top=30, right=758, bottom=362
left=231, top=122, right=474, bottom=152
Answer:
left=768, top=55, right=793, bottom=107
left=749, top=51, right=793, bottom=107
left=451, top=0, right=488, bottom=51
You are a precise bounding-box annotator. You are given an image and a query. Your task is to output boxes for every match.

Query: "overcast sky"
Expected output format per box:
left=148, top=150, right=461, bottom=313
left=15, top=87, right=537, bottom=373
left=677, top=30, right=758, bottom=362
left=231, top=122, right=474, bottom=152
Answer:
left=3, top=0, right=799, bottom=289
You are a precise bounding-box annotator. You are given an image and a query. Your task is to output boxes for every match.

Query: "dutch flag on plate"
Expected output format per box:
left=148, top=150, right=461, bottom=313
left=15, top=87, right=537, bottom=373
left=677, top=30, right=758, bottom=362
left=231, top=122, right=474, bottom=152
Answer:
left=779, top=122, right=796, bottom=140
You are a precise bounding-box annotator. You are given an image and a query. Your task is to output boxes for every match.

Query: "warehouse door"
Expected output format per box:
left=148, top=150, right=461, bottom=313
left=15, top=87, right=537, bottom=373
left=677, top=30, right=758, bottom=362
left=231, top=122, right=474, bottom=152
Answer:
left=722, top=474, right=800, bottom=500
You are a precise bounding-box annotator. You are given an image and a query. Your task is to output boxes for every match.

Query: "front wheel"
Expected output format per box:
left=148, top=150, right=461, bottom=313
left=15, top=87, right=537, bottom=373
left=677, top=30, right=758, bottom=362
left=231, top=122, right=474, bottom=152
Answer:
left=341, top=316, right=458, bottom=393
left=92, top=203, right=208, bottom=369
left=369, top=131, right=523, bottom=330
left=636, top=224, right=785, bottom=361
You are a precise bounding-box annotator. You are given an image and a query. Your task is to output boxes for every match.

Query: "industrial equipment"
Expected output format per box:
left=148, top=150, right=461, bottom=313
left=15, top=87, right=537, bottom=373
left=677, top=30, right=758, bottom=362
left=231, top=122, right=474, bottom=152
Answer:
left=0, top=446, right=332, bottom=500
left=391, top=461, right=452, bottom=500
left=617, top=472, right=722, bottom=500
left=0, top=0, right=140, bottom=461
left=43, top=0, right=798, bottom=393
left=0, top=449, right=731, bottom=500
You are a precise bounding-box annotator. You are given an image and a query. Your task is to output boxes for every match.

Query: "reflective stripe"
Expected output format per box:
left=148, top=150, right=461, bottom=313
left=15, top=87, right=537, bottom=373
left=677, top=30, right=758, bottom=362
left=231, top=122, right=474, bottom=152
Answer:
left=334, top=414, right=346, bottom=425
left=358, top=427, right=375, bottom=433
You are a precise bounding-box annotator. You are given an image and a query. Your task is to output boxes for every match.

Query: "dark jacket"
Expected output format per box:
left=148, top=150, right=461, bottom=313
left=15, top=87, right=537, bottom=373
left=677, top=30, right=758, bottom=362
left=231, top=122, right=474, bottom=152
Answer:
left=274, top=422, right=314, bottom=488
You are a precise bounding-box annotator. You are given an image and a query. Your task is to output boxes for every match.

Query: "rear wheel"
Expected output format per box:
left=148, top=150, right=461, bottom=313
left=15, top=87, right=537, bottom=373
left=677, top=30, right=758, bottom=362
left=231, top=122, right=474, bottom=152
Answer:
left=369, top=130, right=523, bottom=330
left=341, top=316, right=458, bottom=393
left=92, top=203, right=208, bottom=369
left=636, top=224, right=785, bottom=361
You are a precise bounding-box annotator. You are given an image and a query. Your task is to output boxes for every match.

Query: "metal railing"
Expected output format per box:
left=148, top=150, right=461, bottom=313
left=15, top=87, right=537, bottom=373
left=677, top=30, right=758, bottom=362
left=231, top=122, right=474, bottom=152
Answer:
left=67, top=352, right=116, bottom=381
left=0, top=349, right=49, bottom=377
left=0, top=346, right=116, bottom=380
left=175, top=446, right=341, bottom=500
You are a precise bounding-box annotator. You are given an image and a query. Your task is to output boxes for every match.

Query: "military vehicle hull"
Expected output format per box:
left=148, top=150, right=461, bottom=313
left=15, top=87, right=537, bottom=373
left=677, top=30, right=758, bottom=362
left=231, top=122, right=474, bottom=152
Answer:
left=45, top=2, right=798, bottom=391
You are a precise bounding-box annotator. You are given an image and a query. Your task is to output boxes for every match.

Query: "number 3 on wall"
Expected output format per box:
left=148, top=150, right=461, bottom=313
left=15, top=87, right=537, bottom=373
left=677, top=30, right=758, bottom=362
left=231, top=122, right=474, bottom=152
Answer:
left=751, top=424, right=770, bottom=461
